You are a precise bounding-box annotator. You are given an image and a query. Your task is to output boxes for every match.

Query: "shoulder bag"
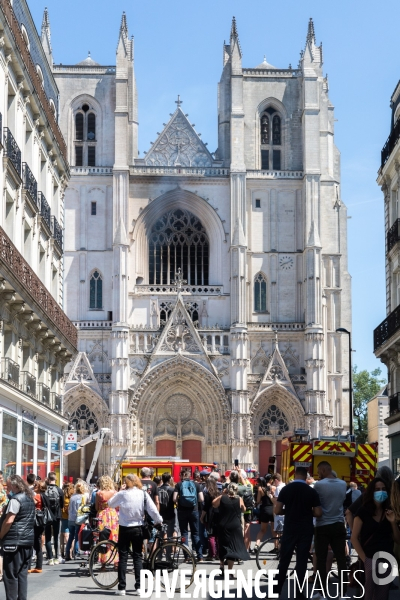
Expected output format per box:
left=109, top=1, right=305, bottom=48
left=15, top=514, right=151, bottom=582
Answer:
left=141, top=491, right=153, bottom=540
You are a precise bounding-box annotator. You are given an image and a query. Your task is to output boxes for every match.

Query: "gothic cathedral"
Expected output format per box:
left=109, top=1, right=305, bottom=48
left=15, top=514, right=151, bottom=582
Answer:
left=50, top=12, right=351, bottom=476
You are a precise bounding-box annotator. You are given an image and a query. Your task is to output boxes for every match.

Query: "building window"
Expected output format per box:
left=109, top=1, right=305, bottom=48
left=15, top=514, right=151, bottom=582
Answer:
left=74, top=104, right=97, bottom=166
left=21, top=25, right=30, bottom=50
left=2, top=412, right=17, bottom=474
left=149, top=209, right=209, bottom=286
left=258, top=404, right=289, bottom=436
left=255, top=199, right=261, bottom=209
left=89, top=270, right=103, bottom=309
left=91, top=202, right=97, bottom=215
left=36, top=65, right=44, bottom=87
left=254, top=272, right=267, bottom=312
left=260, top=107, right=282, bottom=170
left=75, top=146, right=83, bottom=167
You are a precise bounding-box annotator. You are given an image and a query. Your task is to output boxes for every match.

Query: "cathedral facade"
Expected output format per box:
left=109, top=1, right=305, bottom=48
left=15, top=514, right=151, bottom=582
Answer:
left=53, top=14, right=351, bottom=476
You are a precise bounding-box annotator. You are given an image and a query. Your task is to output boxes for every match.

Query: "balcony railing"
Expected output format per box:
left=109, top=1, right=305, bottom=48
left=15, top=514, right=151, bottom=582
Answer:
left=38, top=192, right=51, bottom=229
left=387, top=219, right=400, bottom=253
left=22, top=163, right=38, bottom=208
left=389, top=393, right=400, bottom=417
left=51, top=393, right=62, bottom=413
left=374, top=304, right=400, bottom=351
left=0, top=113, right=2, bottom=146
left=20, top=371, right=37, bottom=398
left=1, top=357, right=20, bottom=387
left=37, top=382, right=50, bottom=406
left=3, top=128, right=21, bottom=175
left=0, top=226, right=77, bottom=348
left=382, top=116, right=400, bottom=168
left=51, top=216, right=63, bottom=251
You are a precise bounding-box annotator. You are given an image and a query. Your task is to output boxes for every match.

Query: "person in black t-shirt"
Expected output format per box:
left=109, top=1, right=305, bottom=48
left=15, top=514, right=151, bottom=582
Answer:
left=158, top=473, right=175, bottom=537
left=274, top=467, right=322, bottom=599
left=173, top=469, right=204, bottom=562
left=140, top=467, right=159, bottom=510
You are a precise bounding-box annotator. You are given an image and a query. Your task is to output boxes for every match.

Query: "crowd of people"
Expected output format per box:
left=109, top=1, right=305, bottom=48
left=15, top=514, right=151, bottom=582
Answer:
left=0, top=463, right=398, bottom=599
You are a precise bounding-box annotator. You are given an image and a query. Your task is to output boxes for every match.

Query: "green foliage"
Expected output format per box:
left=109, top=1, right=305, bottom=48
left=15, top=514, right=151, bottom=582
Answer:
left=353, top=366, right=386, bottom=443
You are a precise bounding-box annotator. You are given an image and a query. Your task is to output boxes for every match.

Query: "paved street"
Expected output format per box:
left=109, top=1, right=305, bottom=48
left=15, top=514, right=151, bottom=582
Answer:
left=3, top=556, right=398, bottom=600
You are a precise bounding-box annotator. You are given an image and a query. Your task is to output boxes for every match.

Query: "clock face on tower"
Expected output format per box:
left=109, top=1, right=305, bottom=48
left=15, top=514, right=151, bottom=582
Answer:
left=279, top=255, right=294, bottom=270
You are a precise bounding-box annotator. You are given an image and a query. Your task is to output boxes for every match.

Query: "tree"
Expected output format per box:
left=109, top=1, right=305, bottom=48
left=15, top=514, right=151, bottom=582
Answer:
left=353, top=366, right=386, bottom=443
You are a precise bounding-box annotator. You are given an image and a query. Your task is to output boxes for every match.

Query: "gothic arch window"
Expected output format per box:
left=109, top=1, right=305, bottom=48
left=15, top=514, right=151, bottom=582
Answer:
left=89, top=270, right=103, bottom=309
left=149, top=209, right=209, bottom=286
left=254, top=272, right=267, bottom=312
left=74, top=103, right=97, bottom=167
left=21, top=25, right=30, bottom=50
left=259, top=404, right=289, bottom=436
left=69, top=404, right=98, bottom=434
left=260, top=107, right=282, bottom=171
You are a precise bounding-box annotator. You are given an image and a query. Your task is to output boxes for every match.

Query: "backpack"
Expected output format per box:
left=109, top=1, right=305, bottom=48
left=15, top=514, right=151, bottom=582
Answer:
left=179, top=480, right=197, bottom=509
left=158, top=486, right=170, bottom=515
left=242, top=486, right=255, bottom=511
left=46, top=485, right=60, bottom=516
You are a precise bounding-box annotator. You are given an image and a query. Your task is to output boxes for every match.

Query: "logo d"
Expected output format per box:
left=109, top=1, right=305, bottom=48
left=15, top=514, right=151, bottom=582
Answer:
left=372, top=552, right=398, bottom=586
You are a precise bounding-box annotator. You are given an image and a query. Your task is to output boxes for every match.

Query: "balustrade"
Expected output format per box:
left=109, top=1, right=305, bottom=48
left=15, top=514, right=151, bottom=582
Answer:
left=3, top=128, right=21, bottom=175
left=22, top=163, right=38, bottom=208
left=20, top=371, right=37, bottom=398
left=389, top=392, right=400, bottom=417
left=1, top=357, right=20, bottom=387
left=51, top=216, right=63, bottom=251
left=38, top=192, right=51, bottom=228
left=37, top=382, right=50, bottom=406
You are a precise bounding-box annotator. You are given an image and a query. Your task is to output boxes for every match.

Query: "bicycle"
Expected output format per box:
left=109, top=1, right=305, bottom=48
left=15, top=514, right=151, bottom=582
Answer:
left=255, top=520, right=283, bottom=569
left=88, top=524, right=196, bottom=592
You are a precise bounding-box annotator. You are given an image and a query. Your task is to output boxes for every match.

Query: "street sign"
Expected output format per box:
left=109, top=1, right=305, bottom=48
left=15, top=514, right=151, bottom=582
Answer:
left=64, top=431, right=77, bottom=452
left=51, top=434, right=59, bottom=452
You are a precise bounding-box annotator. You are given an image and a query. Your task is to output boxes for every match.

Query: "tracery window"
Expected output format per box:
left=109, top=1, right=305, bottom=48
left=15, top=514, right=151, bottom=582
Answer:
left=254, top=272, right=267, bottom=312
left=89, top=270, right=103, bottom=309
left=74, top=103, right=97, bottom=166
left=258, top=404, right=289, bottom=436
left=260, top=107, right=282, bottom=170
left=69, top=404, right=98, bottom=434
left=149, top=209, right=209, bottom=286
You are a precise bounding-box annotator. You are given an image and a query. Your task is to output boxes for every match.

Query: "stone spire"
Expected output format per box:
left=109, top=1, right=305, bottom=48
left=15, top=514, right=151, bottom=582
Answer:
left=120, top=11, right=128, bottom=39
left=302, top=17, right=323, bottom=69
left=230, top=16, right=242, bottom=57
left=306, top=17, right=316, bottom=45
left=41, top=6, right=53, bottom=68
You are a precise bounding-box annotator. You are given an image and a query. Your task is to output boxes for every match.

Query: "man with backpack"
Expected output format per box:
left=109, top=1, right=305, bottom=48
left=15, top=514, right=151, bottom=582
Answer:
left=173, top=468, right=204, bottom=563
left=44, top=472, right=64, bottom=565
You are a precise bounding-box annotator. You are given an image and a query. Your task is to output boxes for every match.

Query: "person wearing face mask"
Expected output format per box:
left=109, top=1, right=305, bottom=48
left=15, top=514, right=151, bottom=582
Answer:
left=351, top=477, right=400, bottom=600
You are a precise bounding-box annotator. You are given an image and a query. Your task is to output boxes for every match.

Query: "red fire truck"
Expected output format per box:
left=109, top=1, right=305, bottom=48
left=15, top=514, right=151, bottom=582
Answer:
left=120, top=457, right=214, bottom=482
left=281, top=434, right=378, bottom=486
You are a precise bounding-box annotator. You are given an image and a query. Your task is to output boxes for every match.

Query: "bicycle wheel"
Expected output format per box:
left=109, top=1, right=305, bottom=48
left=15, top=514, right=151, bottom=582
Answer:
left=89, top=540, right=119, bottom=589
left=151, top=542, right=196, bottom=592
left=256, top=537, right=281, bottom=570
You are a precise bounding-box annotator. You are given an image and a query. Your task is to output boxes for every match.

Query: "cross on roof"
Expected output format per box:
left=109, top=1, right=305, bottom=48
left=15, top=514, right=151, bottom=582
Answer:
left=175, top=95, right=183, bottom=108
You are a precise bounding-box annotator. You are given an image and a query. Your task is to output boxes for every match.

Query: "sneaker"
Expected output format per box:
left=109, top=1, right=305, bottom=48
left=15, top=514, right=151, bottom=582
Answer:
left=58, top=557, right=65, bottom=564
left=46, top=559, right=55, bottom=566
left=64, top=557, right=71, bottom=562
left=115, top=591, right=126, bottom=596
left=53, top=559, right=60, bottom=565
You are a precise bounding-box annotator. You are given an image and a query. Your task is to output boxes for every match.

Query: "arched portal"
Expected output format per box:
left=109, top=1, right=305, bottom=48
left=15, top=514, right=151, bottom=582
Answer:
left=130, top=356, right=230, bottom=465
left=251, top=386, right=305, bottom=475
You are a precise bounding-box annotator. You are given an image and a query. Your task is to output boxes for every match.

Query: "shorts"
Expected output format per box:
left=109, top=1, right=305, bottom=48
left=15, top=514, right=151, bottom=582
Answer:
left=61, top=519, right=69, bottom=534
left=259, top=510, right=274, bottom=523
left=243, top=512, right=252, bottom=524
left=274, top=515, right=284, bottom=531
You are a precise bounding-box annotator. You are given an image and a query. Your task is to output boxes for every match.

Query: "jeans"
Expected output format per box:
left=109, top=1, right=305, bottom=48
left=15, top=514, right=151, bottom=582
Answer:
left=276, top=528, right=313, bottom=596
left=3, top=546, right=32, bottom=600
left=178, top=510, right=202, bottom=559
left=33, top=525, right=44, bottom=569
left=65, top=521, right=79, bottom=557
left=314, top=521, right=348, bottom=596
left=117, top=525, right=143, bottom=591
left=45, top=519, right=60, bottom=559
left=199, top=519, right=208, bottom=556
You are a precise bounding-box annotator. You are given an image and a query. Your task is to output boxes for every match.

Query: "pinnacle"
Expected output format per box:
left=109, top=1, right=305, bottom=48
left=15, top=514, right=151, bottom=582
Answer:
left=42, top=6, right=50, bottom=30
left=306, top=17, right=316, bottom=44
left=120, top=11, right=128, bottom=36
left=231, top=16, right=238, bottom=39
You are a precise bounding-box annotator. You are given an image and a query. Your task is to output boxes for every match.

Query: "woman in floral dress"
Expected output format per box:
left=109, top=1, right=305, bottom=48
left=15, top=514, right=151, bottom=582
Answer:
left=95, top=475, right=119, bottom=564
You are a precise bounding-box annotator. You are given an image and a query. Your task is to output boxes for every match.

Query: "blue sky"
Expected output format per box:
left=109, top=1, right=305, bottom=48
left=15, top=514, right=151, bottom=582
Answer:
left=28, top=0, right=400, bottom=376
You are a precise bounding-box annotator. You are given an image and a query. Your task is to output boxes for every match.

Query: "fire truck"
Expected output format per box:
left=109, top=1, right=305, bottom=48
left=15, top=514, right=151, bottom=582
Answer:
left=120, top=457, right=214, bottom=482
left=281, top=432, right=378, bottom=487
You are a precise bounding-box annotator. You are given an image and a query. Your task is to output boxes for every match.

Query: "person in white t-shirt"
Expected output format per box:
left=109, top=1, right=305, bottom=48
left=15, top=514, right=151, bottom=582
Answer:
left=272, top=473, right=285, bottom=545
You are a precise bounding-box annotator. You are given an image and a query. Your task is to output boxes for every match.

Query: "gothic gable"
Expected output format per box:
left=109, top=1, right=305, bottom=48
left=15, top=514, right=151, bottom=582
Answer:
left=257, top=337, right=298, bottom=398
left=64, top=352, right=102, bottom=396
left=144, top=107, right=213, bottom=167
left=148, top=295, right=216, bottom=375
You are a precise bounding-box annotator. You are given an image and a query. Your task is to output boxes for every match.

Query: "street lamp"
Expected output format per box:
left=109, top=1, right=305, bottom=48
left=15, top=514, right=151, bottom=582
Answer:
left=336, top=327, right=353, bottom=437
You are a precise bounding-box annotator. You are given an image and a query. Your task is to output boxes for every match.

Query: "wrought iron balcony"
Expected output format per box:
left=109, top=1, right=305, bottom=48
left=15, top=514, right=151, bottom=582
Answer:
left=22, top=163, right=38, bottom=208
left=389, top=392, right=400, bottom=417
left=382, top=117, right=400, bottom=168
left=51, top=216, right=63, bottom=251
left=387, top=219, right=400, bottom=253
left=51, top=393, right=62, bottom=413
left=37, top=382, right=50, bottom=406
left=0, top=113, right=2, bottom=147
left=20, top=371, right=37, bottom=398
left=3, top=128, right=21, bottom=175
left=374, top=304, right=400, bottom=351
left=1, top=357, right=20, bottom=387
left=38, top=192, right=51, bottom=229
